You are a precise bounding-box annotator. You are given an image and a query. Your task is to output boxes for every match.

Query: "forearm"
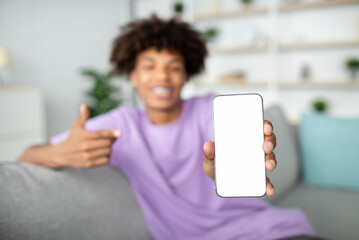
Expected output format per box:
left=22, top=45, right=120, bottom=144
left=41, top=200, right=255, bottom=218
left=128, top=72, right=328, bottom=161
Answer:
left=17, top=142, right=60, bottom=169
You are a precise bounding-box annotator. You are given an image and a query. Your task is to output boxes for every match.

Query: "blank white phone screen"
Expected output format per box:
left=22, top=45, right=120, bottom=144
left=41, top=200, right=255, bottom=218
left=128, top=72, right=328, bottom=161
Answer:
left=213, top=93, right=266, bottom=197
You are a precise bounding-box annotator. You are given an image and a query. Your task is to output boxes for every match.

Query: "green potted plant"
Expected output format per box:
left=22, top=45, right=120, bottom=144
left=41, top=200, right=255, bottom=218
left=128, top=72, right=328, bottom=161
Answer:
left=81, top=68, right=123, bottom=118
left=203, top=27, right=219, bottom=43
left=346, top=57, right=359, bottom=80
left=312, top=99, right=328, bottom=113
left=240, top=0, right=253, bottom=5
left=173, top=2, right=184, bottom=20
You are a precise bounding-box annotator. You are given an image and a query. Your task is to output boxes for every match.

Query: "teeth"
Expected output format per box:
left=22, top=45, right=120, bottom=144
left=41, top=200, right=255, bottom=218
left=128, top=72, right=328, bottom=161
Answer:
left=152, top=87, right=172, bottom=94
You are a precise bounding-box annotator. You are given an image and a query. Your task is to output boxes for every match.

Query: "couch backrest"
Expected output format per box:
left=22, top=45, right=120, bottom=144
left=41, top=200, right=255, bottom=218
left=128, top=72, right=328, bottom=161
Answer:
left=0, top=163, right=153, bottom=240
left=263, top=105, right=301, bottom=203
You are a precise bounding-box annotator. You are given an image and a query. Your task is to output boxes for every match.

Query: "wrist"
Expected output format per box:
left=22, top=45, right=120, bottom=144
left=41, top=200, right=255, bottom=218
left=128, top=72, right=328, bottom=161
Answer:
left=51, top=144, right=65, bottom=169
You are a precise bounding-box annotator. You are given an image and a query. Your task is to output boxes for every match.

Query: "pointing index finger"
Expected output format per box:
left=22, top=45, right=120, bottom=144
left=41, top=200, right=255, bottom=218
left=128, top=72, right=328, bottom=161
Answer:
left=84, top=129, right=122, bottom=139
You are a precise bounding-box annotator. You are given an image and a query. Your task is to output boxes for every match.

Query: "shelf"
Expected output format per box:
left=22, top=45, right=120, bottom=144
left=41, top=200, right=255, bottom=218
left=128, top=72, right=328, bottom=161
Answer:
left=278, top=81, right=359, bottom=88
left=209, top=44, right=267, bottom=54
left=194, top=6, right=267, bottom=21
left=279, top=39, right=359, bottom=50
left=193, top=79, right=359, bottom=88
left=0, top=85, right=41, bottom=92
left=279, top=0, right=359, bottom=12
left=194, top=79, right=267, bottom=87
left=208, top=39, right=359, bottom=54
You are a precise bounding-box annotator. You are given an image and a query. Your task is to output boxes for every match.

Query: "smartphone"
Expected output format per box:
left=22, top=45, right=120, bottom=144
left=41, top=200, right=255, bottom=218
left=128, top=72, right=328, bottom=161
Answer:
left=213, top=93, right=266, bottom=198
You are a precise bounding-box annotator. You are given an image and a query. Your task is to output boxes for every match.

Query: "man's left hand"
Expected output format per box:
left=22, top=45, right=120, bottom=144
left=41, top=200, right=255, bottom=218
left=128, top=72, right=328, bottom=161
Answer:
left=202, top=120, right=277, bottom=197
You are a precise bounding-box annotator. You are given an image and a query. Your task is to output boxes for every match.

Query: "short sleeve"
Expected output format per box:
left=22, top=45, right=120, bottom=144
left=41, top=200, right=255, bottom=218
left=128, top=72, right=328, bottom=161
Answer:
left=49, top=108, right=121, bottom=145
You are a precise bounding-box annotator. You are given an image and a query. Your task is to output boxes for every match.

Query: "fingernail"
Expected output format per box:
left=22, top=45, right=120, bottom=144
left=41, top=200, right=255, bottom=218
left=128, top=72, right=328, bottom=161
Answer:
left=265, top=124, right=272, bottom=133
left=114, top=130, right=121, bottom=137
left=267, top=187, right=274, bottom=196
left=267, top=141, right=274, bottom=151
left=270, top=159, right=276, bottom=169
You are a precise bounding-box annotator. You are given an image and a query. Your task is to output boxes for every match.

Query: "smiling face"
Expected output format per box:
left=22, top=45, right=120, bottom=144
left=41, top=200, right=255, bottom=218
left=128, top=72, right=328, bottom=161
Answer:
left=130, top=47, right=187, bottom=113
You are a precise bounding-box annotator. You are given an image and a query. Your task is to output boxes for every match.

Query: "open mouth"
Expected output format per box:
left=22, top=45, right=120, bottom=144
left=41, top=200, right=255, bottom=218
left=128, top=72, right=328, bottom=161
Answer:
left=151, top=87, right=173, bottom=99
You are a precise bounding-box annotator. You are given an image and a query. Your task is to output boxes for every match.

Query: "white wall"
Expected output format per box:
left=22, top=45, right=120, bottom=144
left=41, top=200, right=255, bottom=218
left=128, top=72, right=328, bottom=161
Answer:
left=0, top=0, right=132, bottom=137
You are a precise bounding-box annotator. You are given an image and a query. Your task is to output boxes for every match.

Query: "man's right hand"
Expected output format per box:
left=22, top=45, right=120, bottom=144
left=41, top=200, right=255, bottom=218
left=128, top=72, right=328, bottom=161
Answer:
left=52, top=104, right=121, bottom=169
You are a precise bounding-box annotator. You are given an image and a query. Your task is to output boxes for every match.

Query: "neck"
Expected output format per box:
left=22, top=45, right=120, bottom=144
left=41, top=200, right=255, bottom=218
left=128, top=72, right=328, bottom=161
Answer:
left=146, top=101, right=183, bottom=125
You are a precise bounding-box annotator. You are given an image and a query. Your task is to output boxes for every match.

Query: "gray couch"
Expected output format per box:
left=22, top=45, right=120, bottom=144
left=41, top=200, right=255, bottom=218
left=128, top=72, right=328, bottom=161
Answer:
left=1, top=105, right=358, bottom=240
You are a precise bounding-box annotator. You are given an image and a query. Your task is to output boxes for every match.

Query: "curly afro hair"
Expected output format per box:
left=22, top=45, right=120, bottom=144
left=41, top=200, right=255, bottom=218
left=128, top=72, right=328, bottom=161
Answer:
left=109, top=15, right=208, bottom=80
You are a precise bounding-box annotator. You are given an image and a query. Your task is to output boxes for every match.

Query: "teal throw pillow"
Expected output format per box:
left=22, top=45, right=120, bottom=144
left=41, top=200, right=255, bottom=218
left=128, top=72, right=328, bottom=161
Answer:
left=299, top=113, right=359, bottom=191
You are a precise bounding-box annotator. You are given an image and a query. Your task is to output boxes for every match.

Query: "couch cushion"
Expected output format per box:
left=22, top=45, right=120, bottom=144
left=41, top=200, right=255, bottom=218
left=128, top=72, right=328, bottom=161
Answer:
left=299, top=113, right=359, bottom=191
left=276, top=184, right=359, bottom=240
left=263, top=105, right=300, bottom=203
left=0, top=163, right=153, bottom=240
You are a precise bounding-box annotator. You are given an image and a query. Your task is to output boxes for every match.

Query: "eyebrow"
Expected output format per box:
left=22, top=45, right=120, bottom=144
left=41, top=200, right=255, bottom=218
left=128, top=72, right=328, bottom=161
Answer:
left=141, top=57, right=183, bottom=64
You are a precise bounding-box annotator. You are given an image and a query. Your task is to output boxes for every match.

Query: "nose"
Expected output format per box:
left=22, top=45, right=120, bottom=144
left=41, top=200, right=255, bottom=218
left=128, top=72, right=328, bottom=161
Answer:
left=155, top=66, right=169, bottom=82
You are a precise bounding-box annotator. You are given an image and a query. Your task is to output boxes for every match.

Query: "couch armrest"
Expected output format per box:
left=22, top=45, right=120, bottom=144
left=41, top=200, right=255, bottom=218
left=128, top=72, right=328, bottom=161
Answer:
left=0, top=163, right=153, bottom=240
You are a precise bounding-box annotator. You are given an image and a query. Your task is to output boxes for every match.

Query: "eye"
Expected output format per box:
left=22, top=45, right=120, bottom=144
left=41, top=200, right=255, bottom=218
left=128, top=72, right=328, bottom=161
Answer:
left=169, top=66, right=183, bottom=72
left=143, top=65, right=154, bottom=70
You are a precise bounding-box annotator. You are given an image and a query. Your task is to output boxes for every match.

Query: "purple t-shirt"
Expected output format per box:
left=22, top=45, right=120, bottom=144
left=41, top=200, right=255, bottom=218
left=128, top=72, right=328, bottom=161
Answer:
left=51, top=93, right=315, bottom=240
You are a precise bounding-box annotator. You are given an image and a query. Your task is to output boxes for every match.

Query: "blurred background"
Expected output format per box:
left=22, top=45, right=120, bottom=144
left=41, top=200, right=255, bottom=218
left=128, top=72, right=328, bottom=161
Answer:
left=1, top=1, right=359, bottom=238
left=0, top=0, right=358, bottom=160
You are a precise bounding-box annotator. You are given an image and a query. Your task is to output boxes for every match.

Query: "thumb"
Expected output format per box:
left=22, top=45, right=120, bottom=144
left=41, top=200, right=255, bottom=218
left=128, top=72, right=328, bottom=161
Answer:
left=203, top=140, right=215, bottom=161
left=77, top=103, right=89, bottom=128
left=203, top=140, right=215, bottom=182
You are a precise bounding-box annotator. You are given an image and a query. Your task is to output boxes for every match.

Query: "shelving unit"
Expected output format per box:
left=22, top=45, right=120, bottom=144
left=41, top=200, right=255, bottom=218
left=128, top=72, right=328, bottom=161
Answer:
left=191, top=0, right=359, bottom=91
